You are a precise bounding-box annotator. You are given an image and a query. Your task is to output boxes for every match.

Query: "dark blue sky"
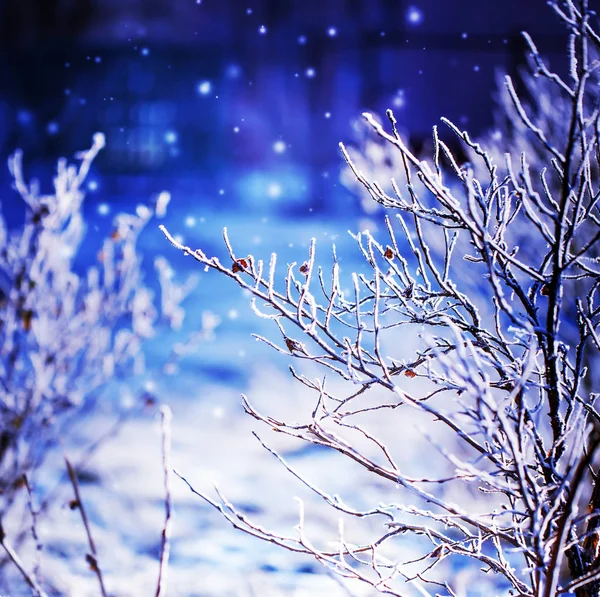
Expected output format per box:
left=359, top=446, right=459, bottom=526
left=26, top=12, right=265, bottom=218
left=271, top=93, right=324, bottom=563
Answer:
left=1, top=1, right=565, bottom=46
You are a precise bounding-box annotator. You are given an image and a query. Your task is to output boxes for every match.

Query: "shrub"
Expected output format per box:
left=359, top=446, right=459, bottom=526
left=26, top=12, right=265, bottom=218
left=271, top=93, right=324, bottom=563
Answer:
left=0, top=135, right=192, bottom=594
left=162, top=1, right=600, bottom=595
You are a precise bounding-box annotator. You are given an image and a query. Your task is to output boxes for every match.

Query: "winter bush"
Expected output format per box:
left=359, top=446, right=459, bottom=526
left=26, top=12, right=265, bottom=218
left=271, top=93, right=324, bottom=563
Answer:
left=0, top=135, right=193, bottom=595
left=163, top=1, right=600, bottom=595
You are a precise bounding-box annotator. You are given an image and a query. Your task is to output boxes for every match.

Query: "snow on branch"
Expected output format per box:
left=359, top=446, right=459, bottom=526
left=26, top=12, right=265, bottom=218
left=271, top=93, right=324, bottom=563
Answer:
left=163, top=2, right=600, bottom=595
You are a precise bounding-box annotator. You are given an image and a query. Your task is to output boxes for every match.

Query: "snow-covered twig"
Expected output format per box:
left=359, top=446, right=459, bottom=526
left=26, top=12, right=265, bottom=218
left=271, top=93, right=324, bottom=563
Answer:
left=155, top=405, right=173, bottom=597
left=65, top=454, right=108, bottom=597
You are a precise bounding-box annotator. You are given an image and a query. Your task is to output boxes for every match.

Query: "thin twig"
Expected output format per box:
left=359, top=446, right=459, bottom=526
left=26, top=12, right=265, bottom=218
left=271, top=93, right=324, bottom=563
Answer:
left=64, top=454, right=108, bottom=597
left=156, top=405, right=173, bottom=597
left=23, top=475, right=43, bottom=585
left=0, top=519, right=48, bottom=597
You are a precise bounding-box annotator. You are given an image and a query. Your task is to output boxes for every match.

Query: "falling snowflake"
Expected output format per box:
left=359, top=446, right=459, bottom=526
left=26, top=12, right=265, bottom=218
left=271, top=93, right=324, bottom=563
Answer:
left=267, top=182, right=282, bottom=198
left=46, top=122, right=59, bottom=135
left=406, top=6, right=424, bottom=25
left=197, top=81, right=212, bottom=95
left=164, top=130, right=178, bottom=144
left=273, top=140, right=286, bottom=153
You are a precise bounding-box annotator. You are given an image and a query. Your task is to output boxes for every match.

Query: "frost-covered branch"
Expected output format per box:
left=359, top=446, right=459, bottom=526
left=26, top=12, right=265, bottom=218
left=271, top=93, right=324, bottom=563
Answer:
left=164, top=1, right=600, bottom=595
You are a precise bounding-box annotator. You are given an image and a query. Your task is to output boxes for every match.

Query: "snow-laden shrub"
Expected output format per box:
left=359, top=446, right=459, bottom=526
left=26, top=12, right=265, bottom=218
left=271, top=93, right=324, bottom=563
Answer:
left=163, top=2, right=600, bottom=595
left=0, top=135, right=195, bottom=595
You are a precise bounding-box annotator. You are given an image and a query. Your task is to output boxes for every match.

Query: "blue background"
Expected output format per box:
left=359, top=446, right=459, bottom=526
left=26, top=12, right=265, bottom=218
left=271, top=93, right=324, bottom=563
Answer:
left=0, top=0, right=565, bottom=217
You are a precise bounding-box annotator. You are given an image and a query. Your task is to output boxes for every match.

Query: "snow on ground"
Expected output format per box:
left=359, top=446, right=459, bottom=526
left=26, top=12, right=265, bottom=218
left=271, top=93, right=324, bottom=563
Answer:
left=23, top=366, right=444, bottom=597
